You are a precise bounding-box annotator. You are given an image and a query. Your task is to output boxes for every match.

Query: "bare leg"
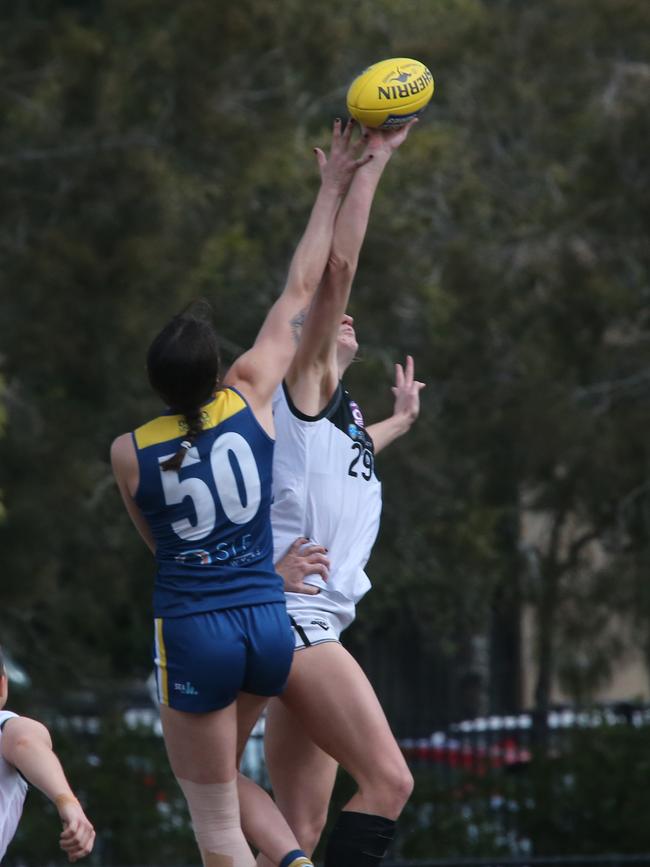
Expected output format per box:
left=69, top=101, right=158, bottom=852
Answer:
left=237, top=692, right=315, bottom=867
left=256, top=697, right=339, bottom=867
left=236, top=692, right=270, bottom=763
left=160, top=702, right=238, bottom=783
left=268, top=643, right=412, bottom=820
left=266, top=644, right=413, bottom=867
left=160, top=703, right=255, bottom=867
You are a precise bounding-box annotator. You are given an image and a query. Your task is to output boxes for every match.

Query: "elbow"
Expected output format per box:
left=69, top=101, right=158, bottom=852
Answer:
left=291, top=250, right=355, bottom=300
left=326, top=251, right=356, bottom=280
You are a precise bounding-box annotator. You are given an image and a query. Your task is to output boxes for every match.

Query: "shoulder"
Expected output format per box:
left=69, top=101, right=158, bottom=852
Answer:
left=110, top=432, right=136, bottom=471
left=1, top=716, right=51, bottom=758
left=0, top=710, right=19, bottom=731
left=284, top=365, right=340, bottom=419
left=222, top=363, right=275, bottom=434
left=223, top=351, right=260, bottom=396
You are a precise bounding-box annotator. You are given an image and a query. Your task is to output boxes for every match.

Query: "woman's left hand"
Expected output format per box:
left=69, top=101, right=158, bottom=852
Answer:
left=275, top=537, right=330, bottom=595
left=391, top=354, right=425, bottom=426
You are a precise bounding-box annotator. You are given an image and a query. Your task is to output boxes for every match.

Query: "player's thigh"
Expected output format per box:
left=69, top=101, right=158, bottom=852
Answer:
left=236, top=692, right=269, bottom=764
left=160, top=701, right=238, bottom=783
left=265, top=697, right=338, bottom=829
left=281, top=642, right=408, bottom=784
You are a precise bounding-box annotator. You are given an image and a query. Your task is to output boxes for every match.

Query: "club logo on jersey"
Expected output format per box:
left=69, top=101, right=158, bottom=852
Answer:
left=174, top=535, right=256, bottom=566
left=175, top=548, right=212, bottom=565
left=310, top=619, right=330, bottom=631
left=347, top=423, right=375, bottom=456
left=349, top=400, right=365, bottom=428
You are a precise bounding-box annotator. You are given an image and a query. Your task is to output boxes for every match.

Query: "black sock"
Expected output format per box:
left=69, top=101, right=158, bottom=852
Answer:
left=324, top=810, right=396, bottom=867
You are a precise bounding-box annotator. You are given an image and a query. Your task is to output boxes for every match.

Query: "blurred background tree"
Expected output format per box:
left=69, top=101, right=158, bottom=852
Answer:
left=1, top=2, right=650, bottom=858
left=1, top=0, right=650, bottom=715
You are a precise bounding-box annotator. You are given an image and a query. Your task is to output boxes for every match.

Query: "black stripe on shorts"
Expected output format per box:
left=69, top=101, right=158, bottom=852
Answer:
left=289, top=615, right=312, bottom=647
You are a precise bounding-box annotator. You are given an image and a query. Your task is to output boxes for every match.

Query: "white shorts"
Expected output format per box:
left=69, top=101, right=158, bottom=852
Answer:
left=285, top=588, right=356, bottom=650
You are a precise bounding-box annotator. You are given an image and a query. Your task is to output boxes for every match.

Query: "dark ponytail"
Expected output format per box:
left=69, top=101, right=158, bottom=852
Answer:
left=160, top=406, right=205, bottom=472
left=147, top=300, right=221, bottom=472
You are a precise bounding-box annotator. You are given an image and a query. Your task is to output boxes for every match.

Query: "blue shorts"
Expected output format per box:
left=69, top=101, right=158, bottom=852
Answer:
left=153, top=602, right=294, bottom=713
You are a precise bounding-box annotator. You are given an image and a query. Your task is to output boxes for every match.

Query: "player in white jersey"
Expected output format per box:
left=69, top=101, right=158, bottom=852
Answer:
left=237, top=123, right=423, bottom=867
left=0, top=646, right=95, bottom=862
left=271, top=374, right=381, bottom=639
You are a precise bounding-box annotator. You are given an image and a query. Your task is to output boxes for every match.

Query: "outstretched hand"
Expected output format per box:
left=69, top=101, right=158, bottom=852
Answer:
left=391, top=354, right=425, bottom=426
left=275, top=537, right=330, bottom=595
left=364, top=117, right=418, bottom=157
left=314, top=118, right=374, bottom=195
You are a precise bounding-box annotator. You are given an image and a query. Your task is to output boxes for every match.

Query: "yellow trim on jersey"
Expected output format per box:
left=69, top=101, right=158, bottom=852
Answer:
left=155, top=618, right=169, bottom=706
left=134, top=389, right=246, bottom=449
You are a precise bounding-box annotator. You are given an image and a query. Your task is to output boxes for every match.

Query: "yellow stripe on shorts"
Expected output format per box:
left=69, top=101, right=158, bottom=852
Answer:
left=155, top=618, right=169, bottom=706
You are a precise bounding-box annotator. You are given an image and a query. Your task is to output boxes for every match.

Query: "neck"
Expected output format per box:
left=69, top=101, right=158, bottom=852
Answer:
left=337, top=355, right=355, bottom=379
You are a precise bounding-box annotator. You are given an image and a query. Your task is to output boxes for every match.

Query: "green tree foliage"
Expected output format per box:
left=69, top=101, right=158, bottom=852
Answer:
left=0, top=372, right=6, bottom=522
left=1, top=0, right=649, bottom=721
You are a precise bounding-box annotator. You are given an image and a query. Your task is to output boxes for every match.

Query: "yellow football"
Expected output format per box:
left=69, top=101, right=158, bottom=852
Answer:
left=346, top=58, right=434, bottom=129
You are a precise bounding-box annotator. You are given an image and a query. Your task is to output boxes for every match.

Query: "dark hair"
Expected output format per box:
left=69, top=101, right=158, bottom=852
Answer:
left=0, top=645, right=5, bottom=677
left=147, top=300, right=221, bottom=471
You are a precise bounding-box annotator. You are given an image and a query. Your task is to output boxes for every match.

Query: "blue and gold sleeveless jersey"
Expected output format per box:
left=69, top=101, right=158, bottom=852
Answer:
left=132, top=387, right=284, bottom=617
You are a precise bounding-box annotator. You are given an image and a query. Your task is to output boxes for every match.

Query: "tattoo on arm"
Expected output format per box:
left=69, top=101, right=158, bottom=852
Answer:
left=290, top=308, right=307, bottom=345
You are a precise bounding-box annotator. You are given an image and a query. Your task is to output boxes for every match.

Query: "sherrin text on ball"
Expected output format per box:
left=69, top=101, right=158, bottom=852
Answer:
left=346, top=57, right=434, bottom=129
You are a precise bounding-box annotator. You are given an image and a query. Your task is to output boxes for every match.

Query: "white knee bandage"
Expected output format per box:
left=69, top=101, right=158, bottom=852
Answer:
left=178, top=777, right=255, bottom=867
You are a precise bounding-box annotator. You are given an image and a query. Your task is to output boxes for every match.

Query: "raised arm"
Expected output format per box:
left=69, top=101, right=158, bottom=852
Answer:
left=1, top=716, right=95, bottom=861
left=224, top=119, right=369, bottom=414
left=366, top=355, right=425, bottom=454
left=286, top=121, right=418, bottom=414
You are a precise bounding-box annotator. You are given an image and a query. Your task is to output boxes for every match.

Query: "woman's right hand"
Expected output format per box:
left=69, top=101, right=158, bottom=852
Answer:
left=364, top=117, right=418, bottom=159
left=275, top=537, right=330, bottom=594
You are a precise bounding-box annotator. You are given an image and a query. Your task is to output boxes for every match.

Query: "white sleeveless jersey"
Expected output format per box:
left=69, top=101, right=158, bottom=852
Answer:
left=0, top=711, right=28, bottom=862
left=272, top=382, right=382, bottom=609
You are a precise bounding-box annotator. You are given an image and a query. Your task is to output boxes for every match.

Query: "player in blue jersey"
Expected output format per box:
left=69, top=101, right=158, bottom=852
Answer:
left=110, top=119, right=372, bottom=867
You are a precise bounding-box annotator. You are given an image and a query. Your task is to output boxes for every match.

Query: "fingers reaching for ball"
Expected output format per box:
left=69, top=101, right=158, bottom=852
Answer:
left=363, top=117, right=419, bottom=156
left=315, top=57, right=432, bottom=184
left=314, top=118, right=373, bottom=193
